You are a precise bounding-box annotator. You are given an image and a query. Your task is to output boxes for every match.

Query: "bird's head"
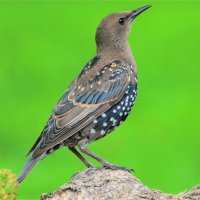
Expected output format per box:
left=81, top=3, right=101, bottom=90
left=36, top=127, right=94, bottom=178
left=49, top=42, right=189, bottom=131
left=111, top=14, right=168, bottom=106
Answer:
left=96, top=5, right=151, bottom=53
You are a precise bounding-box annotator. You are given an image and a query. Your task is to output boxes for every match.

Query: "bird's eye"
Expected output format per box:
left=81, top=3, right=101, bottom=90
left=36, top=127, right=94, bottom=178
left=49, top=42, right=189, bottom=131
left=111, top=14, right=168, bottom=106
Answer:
left=118, top=18, right=125, bottom=25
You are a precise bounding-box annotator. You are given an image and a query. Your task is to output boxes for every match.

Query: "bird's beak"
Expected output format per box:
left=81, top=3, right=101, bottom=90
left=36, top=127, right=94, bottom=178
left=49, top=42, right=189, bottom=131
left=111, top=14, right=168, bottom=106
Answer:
left=129, top=5, right=151, bottom=20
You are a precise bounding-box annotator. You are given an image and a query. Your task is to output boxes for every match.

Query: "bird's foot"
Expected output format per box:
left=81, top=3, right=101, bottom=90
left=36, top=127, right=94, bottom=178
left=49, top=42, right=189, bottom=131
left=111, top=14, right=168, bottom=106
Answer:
left=71, top=167, right=97, bottom=180
left=103, top=163, right=134, bottom=173
left=70, top=171, right=80, bottom=180
left=84, top=167, right=99, bottom=175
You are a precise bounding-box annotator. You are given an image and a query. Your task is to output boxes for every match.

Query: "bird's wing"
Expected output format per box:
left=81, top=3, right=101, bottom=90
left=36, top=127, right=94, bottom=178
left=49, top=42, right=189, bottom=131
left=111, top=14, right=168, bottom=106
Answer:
left=29, top=59, right=130, bottom=158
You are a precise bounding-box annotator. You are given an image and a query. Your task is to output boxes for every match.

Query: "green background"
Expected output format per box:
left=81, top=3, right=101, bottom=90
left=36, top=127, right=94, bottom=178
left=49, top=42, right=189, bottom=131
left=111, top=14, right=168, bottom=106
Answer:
left=0, top=1, right=200, bottom=199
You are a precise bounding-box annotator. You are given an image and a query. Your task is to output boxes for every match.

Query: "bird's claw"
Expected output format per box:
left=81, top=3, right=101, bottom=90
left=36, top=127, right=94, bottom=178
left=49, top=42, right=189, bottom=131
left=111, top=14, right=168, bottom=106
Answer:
left=85, top=167, right=98, bottom=175
left=103, top=164, right=134, bottom=173
left=70, top=171, right=79, bottom=180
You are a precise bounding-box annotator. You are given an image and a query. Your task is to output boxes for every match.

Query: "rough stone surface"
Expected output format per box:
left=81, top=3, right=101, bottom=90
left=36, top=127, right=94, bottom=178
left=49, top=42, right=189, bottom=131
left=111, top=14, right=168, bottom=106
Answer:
left=41, top=168, right=200, bottom=200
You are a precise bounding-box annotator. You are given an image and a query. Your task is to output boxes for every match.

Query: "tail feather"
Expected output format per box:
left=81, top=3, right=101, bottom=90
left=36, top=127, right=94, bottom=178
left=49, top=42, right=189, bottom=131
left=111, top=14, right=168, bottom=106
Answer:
left=17, top=154, right=44, bottom=183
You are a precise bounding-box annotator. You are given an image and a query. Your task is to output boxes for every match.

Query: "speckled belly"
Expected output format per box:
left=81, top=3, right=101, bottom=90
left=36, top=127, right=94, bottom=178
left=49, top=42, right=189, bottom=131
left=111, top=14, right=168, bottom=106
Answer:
left=80, top=82, right=137, bottom=142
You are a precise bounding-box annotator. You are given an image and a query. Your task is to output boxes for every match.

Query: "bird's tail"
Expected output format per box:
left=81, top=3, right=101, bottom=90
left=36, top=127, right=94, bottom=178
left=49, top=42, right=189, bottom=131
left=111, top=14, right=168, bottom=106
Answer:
left=17, top=154, right=44, bottom=183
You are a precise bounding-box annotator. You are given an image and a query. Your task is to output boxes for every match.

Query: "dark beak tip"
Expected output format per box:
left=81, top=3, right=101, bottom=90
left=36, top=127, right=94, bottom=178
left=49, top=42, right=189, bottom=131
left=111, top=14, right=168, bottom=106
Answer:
left=130, top=4, right=152, bottom=19
left=144, top=5, right=152, bottom=10
left=146, top=4, right=152, bottom=8
left=136, top=4, right=152, bottom=12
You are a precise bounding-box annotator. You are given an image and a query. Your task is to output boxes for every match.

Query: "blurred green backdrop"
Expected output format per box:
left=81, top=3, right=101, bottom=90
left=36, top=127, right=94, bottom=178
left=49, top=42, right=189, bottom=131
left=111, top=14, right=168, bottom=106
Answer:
left=0, top=1, right=200, bottom=199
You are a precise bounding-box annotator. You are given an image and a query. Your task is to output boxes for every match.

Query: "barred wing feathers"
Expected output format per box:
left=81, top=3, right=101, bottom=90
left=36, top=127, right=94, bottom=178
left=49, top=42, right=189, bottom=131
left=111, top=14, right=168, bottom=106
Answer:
left=29, top=60, right=130, bottom=158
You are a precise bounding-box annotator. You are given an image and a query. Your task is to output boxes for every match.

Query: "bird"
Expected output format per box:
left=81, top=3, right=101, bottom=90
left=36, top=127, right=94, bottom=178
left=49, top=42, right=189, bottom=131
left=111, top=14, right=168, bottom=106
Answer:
left=17, top=5, right=151, bottom=183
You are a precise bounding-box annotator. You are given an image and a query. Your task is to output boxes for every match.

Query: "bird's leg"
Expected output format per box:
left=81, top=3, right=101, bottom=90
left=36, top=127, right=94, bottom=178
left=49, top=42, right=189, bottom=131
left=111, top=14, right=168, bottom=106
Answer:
left=79, top=146, right=133, bottom=173
left=68, top=146, right=94, bottom=168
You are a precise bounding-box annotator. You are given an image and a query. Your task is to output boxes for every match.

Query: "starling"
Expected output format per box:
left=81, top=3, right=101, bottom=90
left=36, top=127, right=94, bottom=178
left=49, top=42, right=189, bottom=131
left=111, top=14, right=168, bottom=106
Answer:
left=17, top=5, right=151, bottom=183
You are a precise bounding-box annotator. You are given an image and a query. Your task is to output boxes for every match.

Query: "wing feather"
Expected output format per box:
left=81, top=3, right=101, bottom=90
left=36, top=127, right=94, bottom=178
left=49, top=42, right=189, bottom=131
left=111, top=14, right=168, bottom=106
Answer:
left=29, top=59, right=130, bottom=158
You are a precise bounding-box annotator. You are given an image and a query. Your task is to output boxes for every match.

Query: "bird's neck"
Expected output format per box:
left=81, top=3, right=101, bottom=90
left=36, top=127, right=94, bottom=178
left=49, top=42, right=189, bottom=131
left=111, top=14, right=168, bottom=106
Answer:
left=96, top=41, right=136, bottom=67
